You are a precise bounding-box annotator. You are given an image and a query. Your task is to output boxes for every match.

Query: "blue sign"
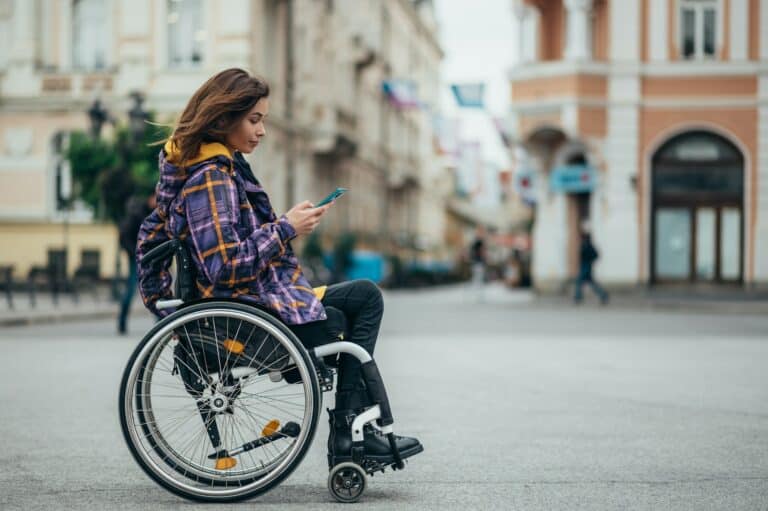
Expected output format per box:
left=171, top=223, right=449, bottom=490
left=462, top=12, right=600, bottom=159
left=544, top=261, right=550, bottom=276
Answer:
left=450, top=83, right=485, bottom=108
left=549, top=165, right=596, bottom=193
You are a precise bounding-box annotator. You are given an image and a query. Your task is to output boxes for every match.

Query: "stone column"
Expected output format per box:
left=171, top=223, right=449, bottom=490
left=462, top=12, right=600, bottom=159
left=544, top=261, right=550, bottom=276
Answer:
left=564, top=0, right=593, bottom=61
left=753, top=75, right=768, bottom=284
left=4, top=0, right=38, bottom=96
left=511, top=0, right=528, bottom=64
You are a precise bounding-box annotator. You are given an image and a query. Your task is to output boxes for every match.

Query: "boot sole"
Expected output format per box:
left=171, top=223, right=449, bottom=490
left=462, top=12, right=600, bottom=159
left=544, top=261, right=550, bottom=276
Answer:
left=328, top=443, right=424, bottom=469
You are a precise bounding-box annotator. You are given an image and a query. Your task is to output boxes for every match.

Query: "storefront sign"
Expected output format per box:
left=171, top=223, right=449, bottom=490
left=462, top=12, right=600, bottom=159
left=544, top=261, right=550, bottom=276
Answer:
left=549, top=164, right=596, bottom=193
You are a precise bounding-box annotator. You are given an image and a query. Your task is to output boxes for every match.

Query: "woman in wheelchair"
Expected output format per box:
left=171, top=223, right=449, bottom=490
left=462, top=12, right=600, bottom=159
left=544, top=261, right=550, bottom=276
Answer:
left=124, top=68, right=421, bottom=502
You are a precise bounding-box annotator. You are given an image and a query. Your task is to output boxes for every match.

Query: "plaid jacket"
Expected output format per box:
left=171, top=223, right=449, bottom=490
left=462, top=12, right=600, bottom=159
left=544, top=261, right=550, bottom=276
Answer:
left=136, top=142, right=326, bottom=325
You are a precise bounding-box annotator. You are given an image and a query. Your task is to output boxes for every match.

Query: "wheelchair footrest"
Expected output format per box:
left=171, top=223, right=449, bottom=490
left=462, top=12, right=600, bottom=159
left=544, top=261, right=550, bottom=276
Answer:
left=328, top=443, right=424, bottom=476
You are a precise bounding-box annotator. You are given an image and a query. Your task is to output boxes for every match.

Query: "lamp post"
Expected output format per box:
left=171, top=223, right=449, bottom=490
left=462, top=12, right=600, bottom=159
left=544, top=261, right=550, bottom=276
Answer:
left=88, top=98, right=109, bottom=140
left=128, top=91, right=148, bottom=142
left=53, top=132, right=72, bottom=303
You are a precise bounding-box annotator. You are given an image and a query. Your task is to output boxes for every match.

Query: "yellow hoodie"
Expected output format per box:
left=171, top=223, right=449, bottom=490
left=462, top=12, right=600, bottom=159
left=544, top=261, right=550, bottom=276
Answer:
left=163, top=139, right=233, bottom=167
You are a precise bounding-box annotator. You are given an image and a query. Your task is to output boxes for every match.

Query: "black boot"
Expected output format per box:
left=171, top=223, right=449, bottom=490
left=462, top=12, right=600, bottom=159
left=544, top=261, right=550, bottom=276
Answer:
left=327, top=389, right=424, bottom=468
left=362, top=423, right=421, bottom=453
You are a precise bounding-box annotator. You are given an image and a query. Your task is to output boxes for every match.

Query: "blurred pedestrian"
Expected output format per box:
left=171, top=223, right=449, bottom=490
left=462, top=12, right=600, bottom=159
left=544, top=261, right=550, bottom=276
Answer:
left=118, top=193, right=155, bottom=334
left=469, top=226, right=487, bottom=302
left=574, top=231, right=609, bottom=305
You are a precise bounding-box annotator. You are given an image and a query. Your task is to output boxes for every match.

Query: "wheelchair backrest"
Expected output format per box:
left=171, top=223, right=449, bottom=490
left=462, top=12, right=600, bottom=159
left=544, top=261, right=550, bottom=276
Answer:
left=142, top=239, right=197, bottom=301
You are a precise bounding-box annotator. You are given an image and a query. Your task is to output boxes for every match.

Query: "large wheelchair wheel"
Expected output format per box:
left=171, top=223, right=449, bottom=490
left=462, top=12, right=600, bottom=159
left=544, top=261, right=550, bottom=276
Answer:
left=119, top=301, right=321, bottom=502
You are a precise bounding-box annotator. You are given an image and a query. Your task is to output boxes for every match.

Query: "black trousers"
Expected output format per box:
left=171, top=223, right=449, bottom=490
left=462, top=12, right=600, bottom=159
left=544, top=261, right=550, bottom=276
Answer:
left=288, top=279, right=383, bottom=393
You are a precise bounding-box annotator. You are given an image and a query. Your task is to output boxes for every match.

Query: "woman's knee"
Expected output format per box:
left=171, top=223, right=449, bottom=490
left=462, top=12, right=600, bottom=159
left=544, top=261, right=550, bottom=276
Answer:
left=354, top=279, right=383, bottom=312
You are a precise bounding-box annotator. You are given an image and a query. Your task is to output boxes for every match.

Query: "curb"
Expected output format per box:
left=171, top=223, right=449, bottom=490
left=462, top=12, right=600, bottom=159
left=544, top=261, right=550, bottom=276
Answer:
left=531, top=297, right=768, bottom=315
left=0, top=303, right=148, bottom=328
left=0, top=310, right=119, bottom=328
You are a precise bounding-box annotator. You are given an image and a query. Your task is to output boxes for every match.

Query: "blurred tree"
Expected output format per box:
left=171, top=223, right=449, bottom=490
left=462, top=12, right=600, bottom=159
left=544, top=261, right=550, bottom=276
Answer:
left=66, top=113, right=169, bottom=221
left=66, top=132, right=118, bottom=214
left=99, top=167, right=136, bottom=224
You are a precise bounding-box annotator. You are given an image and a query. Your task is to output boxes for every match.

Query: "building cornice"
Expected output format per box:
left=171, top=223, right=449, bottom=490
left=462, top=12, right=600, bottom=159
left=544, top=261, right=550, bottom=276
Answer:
left=510, top=60, right=768, bottom=82
left=511, top=96, right=768, bottom=112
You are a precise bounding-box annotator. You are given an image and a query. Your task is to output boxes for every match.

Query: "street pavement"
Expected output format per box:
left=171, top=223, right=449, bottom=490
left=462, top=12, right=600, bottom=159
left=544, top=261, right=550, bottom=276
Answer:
left=0, top=283, right=766, bottom=510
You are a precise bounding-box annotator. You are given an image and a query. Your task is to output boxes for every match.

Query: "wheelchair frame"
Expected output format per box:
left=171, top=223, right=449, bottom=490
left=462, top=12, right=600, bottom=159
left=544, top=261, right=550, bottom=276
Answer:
left=119, top=239, right=407, bottom=503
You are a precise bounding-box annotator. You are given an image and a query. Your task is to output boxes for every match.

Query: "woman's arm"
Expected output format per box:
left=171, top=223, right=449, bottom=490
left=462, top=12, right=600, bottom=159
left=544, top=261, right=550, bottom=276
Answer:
left=183, top=163, right=296, bottom=287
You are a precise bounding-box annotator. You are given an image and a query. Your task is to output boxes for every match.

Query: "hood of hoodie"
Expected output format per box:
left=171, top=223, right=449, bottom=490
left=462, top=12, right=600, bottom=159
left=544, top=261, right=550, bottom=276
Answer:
left=154, top=140, right=233, bottom=213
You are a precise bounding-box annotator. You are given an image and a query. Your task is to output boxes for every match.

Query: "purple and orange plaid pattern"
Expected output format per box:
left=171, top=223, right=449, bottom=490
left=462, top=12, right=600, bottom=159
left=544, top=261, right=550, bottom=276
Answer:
left=136, top=146, right=326, bottom=325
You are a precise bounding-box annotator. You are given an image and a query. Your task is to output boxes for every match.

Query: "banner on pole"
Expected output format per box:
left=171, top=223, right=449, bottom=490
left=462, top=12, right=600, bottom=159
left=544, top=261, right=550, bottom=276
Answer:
left=382, top=79, right=420, bottom=109
left=450, top=83, right=485, bottom=108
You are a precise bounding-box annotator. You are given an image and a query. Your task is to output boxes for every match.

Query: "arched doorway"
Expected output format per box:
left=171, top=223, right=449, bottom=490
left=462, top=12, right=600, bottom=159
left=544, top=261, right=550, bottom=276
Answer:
left=651, top=131, right=744, bottom=284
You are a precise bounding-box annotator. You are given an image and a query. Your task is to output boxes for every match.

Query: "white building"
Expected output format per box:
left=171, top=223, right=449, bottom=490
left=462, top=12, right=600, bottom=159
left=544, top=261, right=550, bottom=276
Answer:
left=0, top=0, right=447, bottom=278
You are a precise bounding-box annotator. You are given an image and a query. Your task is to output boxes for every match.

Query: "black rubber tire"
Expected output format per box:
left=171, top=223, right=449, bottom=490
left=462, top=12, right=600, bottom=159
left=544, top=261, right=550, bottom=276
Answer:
left=328, top=462, right=367, bottom=503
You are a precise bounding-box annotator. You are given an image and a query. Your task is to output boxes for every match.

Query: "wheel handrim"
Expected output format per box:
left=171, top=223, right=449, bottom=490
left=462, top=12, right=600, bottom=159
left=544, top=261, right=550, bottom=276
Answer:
left=123, top=307, right=318, bottom=499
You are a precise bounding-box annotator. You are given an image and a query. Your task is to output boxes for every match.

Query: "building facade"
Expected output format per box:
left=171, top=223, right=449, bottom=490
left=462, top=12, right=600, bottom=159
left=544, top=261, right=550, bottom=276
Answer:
left=0, top=0, right=446, bottom=278
left=509, top=0, right=768, bottom=289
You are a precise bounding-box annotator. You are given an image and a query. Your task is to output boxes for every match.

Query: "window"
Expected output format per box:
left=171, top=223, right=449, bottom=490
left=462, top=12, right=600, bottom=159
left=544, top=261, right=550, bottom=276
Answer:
left=72, top=0, right=108, bottom=70
left=167, top=0, right=205, bottom=68
left=680, top=0, right=718, bottom=59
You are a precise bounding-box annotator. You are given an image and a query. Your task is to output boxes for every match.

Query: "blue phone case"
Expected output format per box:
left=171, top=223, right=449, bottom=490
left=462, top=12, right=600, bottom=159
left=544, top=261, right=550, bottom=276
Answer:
left=316, top=187, right=347, bottom=207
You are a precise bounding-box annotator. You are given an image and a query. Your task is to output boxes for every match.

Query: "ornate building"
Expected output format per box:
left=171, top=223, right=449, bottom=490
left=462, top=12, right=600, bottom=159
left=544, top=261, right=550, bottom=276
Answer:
left=0, top=0, right=446, bottom=278
left=510, top=0, right=768, bottom=288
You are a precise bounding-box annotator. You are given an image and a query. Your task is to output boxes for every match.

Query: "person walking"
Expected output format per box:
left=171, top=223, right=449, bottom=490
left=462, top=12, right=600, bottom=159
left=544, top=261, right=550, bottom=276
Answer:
left=117, top=193, right=154, bottom=334
left=573, top=231, right=609, bottom=305
left=469, top=226, right=487, bottom=302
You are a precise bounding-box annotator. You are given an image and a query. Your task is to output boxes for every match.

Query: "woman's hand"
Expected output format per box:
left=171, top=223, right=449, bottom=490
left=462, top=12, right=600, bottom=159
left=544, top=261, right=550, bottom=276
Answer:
left=284, top=200, right=332, bottom=236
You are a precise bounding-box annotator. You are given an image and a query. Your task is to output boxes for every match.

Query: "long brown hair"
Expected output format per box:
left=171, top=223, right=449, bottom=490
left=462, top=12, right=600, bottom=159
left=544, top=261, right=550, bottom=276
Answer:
left=168, top=68, right=269, bottom=166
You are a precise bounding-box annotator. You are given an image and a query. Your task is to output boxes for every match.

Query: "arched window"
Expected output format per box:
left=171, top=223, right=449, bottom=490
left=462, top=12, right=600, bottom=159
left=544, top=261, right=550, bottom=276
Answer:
left=651, top=131, right=743, bottom=283
left=652, top=131, right=742, bottom=202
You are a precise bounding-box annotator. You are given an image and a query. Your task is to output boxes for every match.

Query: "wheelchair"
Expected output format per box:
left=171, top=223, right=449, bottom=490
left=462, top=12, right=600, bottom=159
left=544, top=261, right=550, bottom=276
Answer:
left=119, top=239, right=416, bottom=503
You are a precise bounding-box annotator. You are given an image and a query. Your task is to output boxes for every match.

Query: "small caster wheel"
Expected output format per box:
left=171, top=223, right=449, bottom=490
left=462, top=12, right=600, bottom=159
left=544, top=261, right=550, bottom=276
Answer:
left=328, top=462, right=367, bottom=503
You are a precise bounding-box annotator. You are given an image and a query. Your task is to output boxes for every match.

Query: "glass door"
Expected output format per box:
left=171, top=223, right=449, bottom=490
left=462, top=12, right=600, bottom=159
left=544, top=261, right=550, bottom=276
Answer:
left=695, top=208, right=716, bottom=280
left=719, top=207, right=741, bottom=281
left=655, top=208, right=691, bottom=280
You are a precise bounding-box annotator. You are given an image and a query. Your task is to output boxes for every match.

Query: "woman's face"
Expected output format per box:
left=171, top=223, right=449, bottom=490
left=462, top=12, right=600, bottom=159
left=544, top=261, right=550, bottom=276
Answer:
left=225, top=97, right=269, bottom=154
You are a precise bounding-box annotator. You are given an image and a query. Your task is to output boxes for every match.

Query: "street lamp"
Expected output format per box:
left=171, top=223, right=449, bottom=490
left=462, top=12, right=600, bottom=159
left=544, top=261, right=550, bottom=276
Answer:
left=128, top=91, right=148, bottom=143
left=87, top=98, right=110, bottom=140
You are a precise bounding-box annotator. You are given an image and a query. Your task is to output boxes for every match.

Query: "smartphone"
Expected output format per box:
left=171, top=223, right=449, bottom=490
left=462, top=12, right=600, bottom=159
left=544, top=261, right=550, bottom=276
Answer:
left=315, top=187, right=347, bottom=207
